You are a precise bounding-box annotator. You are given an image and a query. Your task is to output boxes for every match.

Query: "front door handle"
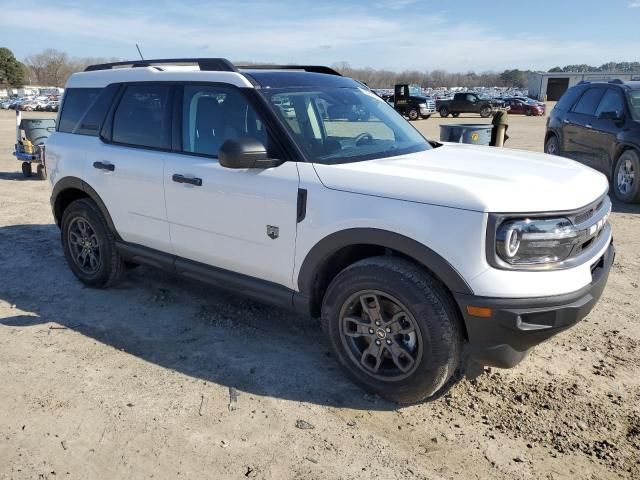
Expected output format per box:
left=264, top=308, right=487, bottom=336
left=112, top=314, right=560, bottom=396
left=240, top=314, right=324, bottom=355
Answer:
left=93, top=161, right=115, bottom=171
left=172, top=174, right=202, bottom=186
left=585, top=124, right=593, bottom=129
left=563, top=119, right=571, bottom=124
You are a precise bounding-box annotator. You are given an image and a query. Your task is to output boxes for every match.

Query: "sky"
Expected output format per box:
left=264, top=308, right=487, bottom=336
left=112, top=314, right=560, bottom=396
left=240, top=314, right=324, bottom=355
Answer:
left=0, top=0, right=639, bottom=72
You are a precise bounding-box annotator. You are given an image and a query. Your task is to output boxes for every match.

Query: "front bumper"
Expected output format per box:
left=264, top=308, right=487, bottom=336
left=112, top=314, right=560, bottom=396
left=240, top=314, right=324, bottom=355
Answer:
left=420, top=106, right=436, bottom=115
left=454, top=241, right=615, bottom=368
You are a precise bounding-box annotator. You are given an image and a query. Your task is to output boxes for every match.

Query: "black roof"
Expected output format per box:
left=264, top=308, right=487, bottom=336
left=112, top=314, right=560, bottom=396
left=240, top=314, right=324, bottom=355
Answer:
left=240, top=70, right=359, bottom=89
left=577, top=79, right=640, bottom=89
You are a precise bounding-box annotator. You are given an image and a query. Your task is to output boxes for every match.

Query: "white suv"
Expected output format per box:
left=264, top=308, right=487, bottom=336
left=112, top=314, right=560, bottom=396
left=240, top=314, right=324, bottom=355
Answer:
left=46, top=59, right=614, bottom=403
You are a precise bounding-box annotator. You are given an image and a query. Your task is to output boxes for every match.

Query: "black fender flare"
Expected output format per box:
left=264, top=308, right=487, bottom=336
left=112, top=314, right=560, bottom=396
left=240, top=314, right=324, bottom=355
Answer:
left=297, top=228, right=473, bottom=297
left=51, top=176, right=120, bottom=238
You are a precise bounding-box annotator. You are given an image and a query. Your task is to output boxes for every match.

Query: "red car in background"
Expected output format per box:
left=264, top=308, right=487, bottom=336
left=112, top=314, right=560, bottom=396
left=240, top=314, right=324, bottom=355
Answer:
left=504, top=98, right=546, bottom=116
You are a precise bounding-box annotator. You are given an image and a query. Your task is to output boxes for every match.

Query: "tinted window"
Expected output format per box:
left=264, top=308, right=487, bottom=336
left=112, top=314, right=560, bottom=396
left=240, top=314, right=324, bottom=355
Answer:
left=182, top=86, right=269, bottom=157
left=555, top=86, right=585, bottom=111
left=58, top=88, right=101, bottom=133
left=112, top=84, right=171, bottom=149
left=572, top=88, right=605, bottom=116
left=628, top=89, right=640, bottom=121
left=73, top=84, right=119, bottom=136
left=595, top=89, right=624, bottom=117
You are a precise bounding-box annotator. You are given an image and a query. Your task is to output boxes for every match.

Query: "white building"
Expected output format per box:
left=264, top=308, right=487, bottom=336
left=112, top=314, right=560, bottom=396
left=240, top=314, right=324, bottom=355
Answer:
left=529, top=72, right=640, bottom=101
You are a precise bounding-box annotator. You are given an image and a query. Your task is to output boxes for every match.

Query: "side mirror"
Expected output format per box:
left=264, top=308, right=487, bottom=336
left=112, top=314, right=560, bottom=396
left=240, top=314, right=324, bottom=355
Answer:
left=598, top=110, right=623, bottom=121
left=218, top=137, right=282, bottom=169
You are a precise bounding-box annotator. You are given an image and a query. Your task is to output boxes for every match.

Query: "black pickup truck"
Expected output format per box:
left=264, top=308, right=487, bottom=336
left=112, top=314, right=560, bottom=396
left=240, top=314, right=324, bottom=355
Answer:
left=381, top=84, right=436, bottom=120
left=436, top=92, right=508, bottom=118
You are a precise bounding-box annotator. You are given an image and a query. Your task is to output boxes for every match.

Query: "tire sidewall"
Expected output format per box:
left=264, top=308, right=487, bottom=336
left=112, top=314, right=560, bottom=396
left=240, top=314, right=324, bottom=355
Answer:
left=439, top=107, right=449, bottom=117
left=613, top=150, right=640, bottom=203
left=545, top=135, right=559, bottom=155
left=408, top=109, right=418, bottom=120
left=322, top=261, right=460, bottom=401
left=480, top=106, right=491, bottom=118
left=61, top=200, right=116, bottom=286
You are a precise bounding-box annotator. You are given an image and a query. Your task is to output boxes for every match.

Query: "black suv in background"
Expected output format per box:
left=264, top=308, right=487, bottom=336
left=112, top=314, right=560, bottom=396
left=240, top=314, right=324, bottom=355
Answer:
left=545, top=80, right=640, bottom=203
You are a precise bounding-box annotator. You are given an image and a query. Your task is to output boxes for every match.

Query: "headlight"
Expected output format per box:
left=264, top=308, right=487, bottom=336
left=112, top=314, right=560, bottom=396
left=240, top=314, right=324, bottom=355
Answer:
left=419, top=103, right=427, bottom=108
left=488, top=197, right=612, bottom=270
left=496, top=217, right=577, bottom=265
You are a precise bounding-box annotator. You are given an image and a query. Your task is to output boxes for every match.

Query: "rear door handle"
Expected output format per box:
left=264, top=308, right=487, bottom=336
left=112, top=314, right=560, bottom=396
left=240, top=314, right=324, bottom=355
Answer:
left=172, top=174, right=202, bottom=186
left=563, top=119, right=571, bottom=124
left=93, top=161, right=115, bottom=171
left=585, top=124, right=593, bottom=129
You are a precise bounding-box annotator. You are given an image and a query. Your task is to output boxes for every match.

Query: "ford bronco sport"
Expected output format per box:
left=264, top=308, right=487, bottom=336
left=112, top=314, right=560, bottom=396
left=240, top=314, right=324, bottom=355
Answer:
left=47, top=59, right=614, bottom=403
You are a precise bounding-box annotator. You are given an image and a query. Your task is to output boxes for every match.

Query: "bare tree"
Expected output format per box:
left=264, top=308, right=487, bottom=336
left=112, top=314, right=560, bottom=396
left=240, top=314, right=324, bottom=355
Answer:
left=24, top=49, right=120, bottom=86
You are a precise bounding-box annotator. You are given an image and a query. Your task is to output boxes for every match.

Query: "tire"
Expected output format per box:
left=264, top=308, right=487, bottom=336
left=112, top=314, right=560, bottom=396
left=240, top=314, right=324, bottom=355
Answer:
left=421, top=115, right=431, bottom=120
left=451, top=113, right=460, bottom=118
left=321, top=256, right=463, bottom=404
left=439, top=107, right=449, bottom=118
left=525, top=108, right=532, bottom=116
left=61, top=198, right=126, bottom=288
left=21, top=162, right=32, bottom=177
left=37, top=164, right=47, bottom=180
left=408, top=108, right=419, bottom=121
left=544, top=135, right=560, bottom=156
left=479, top=106, right=492, bottom=118
left=613, top=150, right=640, bottom=203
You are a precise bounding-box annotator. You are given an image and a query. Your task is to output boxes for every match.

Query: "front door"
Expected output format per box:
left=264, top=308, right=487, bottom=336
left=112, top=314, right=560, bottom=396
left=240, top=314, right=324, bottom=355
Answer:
left=561, top=87, right=605, bottom=167
left=163, top=85, right=300, bottom=289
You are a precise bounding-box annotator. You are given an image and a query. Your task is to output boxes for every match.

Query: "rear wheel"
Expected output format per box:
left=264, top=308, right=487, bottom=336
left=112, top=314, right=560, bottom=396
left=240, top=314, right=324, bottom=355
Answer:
left=321, top=257, right=462, bottom=404
left=480, top=106, right=492, bottom=118
left=525, top=108, right=533, bottom=116
left=439, top=107, right=450, bottom=118
left=21, top=162, right=32, bottom=177
left=544, top=135, right=560, bottom=156
left=37, top=164, right=47, bottom=180
left=61, top=198, right=126, bottom=288
left=613, top=150, right=640, bottom=203
left=451, top=113, right=460, bottom=118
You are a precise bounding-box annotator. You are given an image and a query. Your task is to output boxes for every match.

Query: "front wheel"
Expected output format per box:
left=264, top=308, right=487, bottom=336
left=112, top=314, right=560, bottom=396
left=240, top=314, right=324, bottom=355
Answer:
left=407, top=108, right=419, bottom=121
left=613, top=150, right=640, bottom=203
left=439, top=107, right=449, bottom=118
left=321, top=257, right=463, bottom=404
left=451, top=113, right=460, bottom=118
left=421, top=114, right=431, bottom=120
left=480, top=106, right=492, bottom=118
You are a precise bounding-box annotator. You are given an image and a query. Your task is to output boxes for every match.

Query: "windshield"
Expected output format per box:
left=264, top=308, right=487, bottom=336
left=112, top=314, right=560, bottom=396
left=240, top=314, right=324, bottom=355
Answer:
left=262, top=87, right=431, bottom=164
left=629, top=89, right=640, bottom=121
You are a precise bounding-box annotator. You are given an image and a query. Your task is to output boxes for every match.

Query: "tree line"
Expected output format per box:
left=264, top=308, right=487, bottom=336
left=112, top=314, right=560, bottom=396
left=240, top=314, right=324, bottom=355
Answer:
left=1, top=47, right=639, bottom=89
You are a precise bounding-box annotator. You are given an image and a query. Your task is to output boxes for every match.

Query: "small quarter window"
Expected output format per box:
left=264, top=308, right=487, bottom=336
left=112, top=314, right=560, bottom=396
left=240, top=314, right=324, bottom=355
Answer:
left=58, top=88, right=101, bottom=133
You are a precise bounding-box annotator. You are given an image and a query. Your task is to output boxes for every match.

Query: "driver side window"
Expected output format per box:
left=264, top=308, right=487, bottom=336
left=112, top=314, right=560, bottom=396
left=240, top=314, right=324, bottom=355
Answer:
left=182, top=86, right=270, bottom=157
left=595, top=89, right=624, bottom=118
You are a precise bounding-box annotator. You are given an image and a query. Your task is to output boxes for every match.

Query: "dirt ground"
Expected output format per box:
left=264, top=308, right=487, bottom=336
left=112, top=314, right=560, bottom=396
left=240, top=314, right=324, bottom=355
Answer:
left=0, top=108, right=638, bottom=480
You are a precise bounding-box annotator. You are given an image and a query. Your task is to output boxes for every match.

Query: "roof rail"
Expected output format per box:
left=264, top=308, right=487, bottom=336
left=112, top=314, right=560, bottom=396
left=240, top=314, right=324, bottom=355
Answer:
left=84, top=58, right=238, bottom=72
left=608, top=79, right=624, bottom=84
left=236, top=65, right=342, bottom=76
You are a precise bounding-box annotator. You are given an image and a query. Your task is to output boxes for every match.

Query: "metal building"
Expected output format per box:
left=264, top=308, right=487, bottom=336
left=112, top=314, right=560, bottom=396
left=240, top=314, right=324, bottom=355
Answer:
left=528, top=71, right=640, bottom=101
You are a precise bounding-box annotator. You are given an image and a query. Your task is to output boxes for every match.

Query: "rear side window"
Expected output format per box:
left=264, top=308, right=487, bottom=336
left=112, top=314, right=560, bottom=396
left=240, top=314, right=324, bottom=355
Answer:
left=73, top=84, right=119, bottom=136
left=572, top=88, right=605, bottom=116
left=555, top=86, right=584, bottom=111
left=112, top=84, right=171, bottom=149
left=58, top=88, right=101, bottom=133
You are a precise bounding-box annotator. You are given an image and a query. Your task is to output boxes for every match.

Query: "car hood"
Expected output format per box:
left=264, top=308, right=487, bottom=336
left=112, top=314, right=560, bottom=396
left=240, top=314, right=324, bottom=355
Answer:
left=312, top=144, right=609, bottom=213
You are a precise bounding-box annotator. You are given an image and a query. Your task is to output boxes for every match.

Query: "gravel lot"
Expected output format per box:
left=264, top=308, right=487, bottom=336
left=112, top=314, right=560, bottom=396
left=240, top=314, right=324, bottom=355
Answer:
left=0, top=109, right=638, bottom=480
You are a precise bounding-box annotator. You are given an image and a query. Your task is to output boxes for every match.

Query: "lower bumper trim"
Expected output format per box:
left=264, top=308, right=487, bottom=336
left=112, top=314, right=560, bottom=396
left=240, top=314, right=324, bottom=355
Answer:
left=455, top=241, right=614, bottom=368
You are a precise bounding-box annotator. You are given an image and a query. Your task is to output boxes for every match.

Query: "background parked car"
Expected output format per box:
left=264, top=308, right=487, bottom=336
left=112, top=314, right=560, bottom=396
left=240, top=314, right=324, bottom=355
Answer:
left=545, top=79, right=640, bottom=203
left=504, top=98, right=545, bottom=116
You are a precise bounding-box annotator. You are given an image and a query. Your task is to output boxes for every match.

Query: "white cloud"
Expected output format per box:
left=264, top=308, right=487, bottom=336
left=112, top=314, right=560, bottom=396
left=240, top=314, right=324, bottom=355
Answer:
left=630, top=0, right=640, bottom=6
left=1, top=1, right=639, bottom=72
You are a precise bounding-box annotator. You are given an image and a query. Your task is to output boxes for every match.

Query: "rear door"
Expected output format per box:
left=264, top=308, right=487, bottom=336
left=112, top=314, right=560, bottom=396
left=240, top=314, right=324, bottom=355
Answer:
left=589, top=88, right=625, bottom=175
left=561, top=87, right=605, bottom=167
left=87, top=82, right=173, bottom=252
